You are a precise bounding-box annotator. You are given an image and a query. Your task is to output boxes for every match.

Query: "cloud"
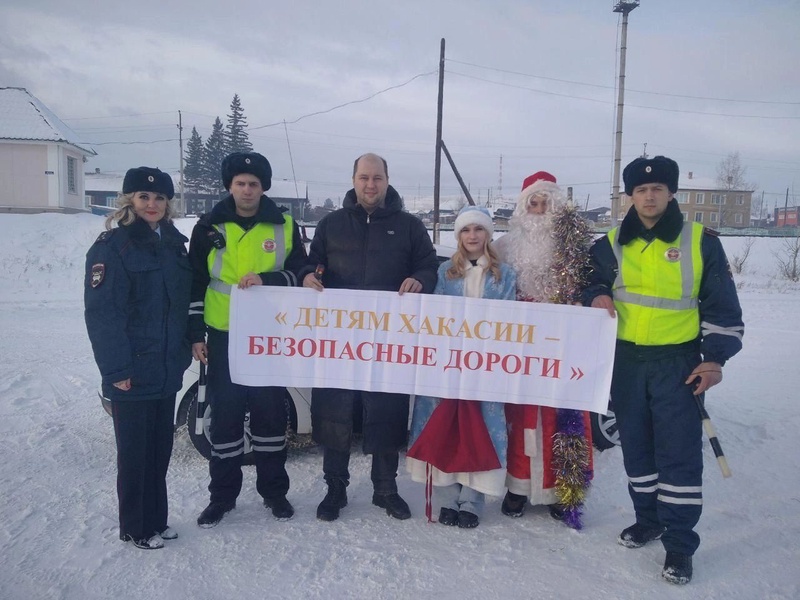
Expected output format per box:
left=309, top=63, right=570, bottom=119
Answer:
left=1, top=0, right=797, bottom=202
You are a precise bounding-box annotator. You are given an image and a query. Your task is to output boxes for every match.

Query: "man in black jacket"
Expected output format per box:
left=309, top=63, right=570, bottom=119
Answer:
left=188, top=152, right=307, bottom=527
left=302, top=153, right=438, bottom=521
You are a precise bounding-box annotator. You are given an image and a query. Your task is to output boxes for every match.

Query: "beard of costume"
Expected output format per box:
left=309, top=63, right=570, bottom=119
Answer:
left=502, top=212, right=556, bottom=302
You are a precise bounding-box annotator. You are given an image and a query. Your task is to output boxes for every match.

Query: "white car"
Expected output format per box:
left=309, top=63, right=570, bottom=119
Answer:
left=100, top=363, right=312, bottom=462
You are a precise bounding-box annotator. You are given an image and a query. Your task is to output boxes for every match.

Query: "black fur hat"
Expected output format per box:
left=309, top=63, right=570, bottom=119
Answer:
left=221, top=152, right=272, bottom=191
left=122, top=166, right=174, bottom=199
left=623, top=155, right=679, bottom=196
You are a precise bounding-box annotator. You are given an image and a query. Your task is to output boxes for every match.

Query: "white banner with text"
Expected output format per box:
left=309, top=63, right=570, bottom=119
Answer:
left=229, top=287, right=617, bottom=413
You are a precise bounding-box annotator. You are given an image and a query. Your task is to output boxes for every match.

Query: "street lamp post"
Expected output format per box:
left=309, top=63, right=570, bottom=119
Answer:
left=611, top=1, right=640, bottom=226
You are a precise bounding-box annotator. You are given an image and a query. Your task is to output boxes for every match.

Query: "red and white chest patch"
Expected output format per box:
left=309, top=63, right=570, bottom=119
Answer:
left=262, top=238, right=276, bottom=253
left=664, top=247, right=681, bottom=262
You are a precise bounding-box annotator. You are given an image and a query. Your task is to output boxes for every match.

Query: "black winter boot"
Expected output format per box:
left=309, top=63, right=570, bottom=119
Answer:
left=617, top=522, right=666, bottom=548
left=317, top=480, right=348, bottom=522
left=372, top=492, right=411, bottom=520
left=197, top=501, right=236, bottom=528
left=264, top=496, right=295, bottom=521
left=501, top=491, right=527, bottom=518
left=662, top=551, right=693, bottom=584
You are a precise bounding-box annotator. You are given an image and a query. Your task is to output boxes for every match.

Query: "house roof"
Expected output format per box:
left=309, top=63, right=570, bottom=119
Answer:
left=678, top=175, right=718, bottom=190
left=0, top=87, right=96, bottom=155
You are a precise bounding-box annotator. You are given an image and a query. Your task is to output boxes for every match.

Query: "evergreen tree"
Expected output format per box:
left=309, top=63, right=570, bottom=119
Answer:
left=184, top=127, right=205, bottom=192
left=225, top=94, right=253, bottom=154
left=203, top=117, right=227, bottom=197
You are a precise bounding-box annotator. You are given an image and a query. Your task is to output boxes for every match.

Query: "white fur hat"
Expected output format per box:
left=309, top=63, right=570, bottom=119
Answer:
left=453, top=205, right=494, bottom=240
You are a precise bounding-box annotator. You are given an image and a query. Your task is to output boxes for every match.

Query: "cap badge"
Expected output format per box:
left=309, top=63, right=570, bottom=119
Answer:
left=148, top=175, right=155, bottom=182
left=665, top=247, right=681, bottom=262
left=245, top=158, right=251, bottom=164
left=645, top=166, right=652, bottom=173
left=262, top=238, right=276, bottom=252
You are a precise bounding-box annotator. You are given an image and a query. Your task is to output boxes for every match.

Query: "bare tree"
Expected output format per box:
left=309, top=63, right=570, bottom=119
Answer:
left=715, top=152, right=756, bottom=227
left=716, top=152, right=753, bottom=191
left=774, top=236, right=800, bottom=281
left=730, top=237, right=755, bottom=274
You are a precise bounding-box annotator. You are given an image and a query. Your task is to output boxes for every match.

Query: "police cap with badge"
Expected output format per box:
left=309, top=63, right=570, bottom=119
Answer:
left=623, top=155, right=679, bottom=196
left=122, top=166, right=174, bottom=199
left=221, top=152, right=272, bottom=191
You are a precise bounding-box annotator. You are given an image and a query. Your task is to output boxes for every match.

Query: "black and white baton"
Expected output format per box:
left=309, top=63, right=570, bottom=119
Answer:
left=194, top=362, right=207, bottom=436
left=694, top=395, right=731, bottom=478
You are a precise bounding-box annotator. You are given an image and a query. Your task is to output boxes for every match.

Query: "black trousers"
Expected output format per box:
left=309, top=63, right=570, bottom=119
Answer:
left=612, top=346, right=704, bottom=555
left=112, top=394, right=175, bottom=540
left=206, top=328, right=289, bottom=504
left=323, top=447, right=400, bottom=495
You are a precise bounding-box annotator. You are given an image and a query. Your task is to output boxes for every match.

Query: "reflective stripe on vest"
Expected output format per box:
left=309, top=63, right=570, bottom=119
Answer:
left=609, top=221, right=703, bottom=345
left=204, top=217, right=293, bottom=331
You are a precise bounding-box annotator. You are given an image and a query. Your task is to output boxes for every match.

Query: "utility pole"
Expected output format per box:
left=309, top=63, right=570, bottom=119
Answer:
left=178, top=110, right=185, bottom=216
left=611, top=0, right=640, bottom=226
left=498, top=154, right=503, bottom=203
left=783, top=187, right=790, bottom=227
left=433, top=38, right=445, bottom=244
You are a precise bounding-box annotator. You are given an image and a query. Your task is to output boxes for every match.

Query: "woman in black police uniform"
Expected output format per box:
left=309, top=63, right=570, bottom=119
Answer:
left=84, top=167, right=192, bottom=550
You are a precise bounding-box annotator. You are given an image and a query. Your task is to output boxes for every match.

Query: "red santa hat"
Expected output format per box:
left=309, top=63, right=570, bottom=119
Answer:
left=514, top=170, right=563, bottom=217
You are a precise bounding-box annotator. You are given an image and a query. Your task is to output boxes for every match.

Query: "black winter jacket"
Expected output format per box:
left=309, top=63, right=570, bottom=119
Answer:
left=84, top=218, right=193, bottom=401
left=303, top=186, right=438, bottom=453
left=301, top=186, right=438, bottom=292
left=582, top=200, right=744, bottom=365
left=187, top=194, right=308, bottom=342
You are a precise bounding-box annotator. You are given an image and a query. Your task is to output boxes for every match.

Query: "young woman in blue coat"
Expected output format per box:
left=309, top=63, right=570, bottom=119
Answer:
left=84, top=167, right=192, bottom=550
left=407, top=206, right=516, bottom=528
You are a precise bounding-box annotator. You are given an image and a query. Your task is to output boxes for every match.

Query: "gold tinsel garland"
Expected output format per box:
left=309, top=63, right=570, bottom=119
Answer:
left=548, top=203, right=594, bottom=529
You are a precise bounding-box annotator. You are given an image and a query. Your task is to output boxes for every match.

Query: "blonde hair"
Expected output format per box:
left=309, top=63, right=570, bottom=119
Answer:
left=104, top=191, right=174, bottom=230
left=446, top=238, right=502, bottom=282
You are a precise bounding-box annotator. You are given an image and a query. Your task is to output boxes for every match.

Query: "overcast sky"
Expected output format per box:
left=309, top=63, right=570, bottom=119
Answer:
left=2, top=0, right=798, bottom=209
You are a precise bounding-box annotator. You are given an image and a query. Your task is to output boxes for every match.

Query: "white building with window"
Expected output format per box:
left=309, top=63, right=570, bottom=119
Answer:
left=0, top=87, right=96, bottom=213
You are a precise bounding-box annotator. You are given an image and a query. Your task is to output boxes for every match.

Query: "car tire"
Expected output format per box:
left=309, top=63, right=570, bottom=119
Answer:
left=591, top=405, right=620, bottom=451
left=174, top=382, right=197, bottom=431
left=186, top=394, right=257, bottom=465
left=100, top=393, right=113, bottom=417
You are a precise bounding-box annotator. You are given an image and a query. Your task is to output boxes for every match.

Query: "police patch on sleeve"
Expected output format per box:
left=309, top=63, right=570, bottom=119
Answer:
left=90, top=263, right=105, bottom=288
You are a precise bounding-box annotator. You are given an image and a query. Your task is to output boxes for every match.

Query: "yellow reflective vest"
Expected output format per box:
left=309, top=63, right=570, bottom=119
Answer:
left=204, top=217, right=294, bottom=331
left=608, top=221, right=703, bottom=346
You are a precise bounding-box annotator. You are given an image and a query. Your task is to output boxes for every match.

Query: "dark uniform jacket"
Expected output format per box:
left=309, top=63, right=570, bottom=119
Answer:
left=303, top=186, right=439, bottom=452
left=582, top=199, right=743, bottom=364
left=187, top=194, right=308, bottom=343
left=84, top=218, right=192, bottom=401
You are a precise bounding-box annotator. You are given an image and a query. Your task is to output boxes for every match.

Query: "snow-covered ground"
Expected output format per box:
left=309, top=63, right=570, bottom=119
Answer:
left=0, top=213, right=798, bottom=600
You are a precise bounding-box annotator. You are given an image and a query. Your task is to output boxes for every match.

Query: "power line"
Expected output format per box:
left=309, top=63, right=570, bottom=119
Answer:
left=448, top=70, right=610, bottom=104
left=85, top=138, right=178, bottom=146
left=447, top=58, right=800, bottom=106
left=250, top=71, right=437, bottom=130
left=63, top=111, right=176, bottom=121
left=447, top=70, right=800, bottom=120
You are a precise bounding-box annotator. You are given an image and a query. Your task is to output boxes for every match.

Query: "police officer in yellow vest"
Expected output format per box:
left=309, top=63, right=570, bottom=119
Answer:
left=188, top=152, right=308, bottom=528
left=583, top=156, right=743, bottom=585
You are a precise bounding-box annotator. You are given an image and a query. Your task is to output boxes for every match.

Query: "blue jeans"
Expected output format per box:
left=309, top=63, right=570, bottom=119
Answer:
left=434, top=483, right=485, bottom=516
